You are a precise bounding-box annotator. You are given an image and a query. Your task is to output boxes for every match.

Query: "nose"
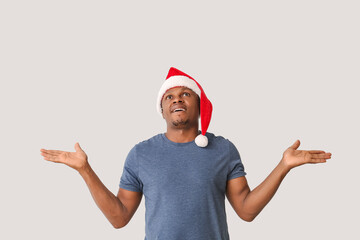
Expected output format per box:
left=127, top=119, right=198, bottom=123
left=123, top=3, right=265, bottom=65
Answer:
left=173, top=98, right=184, bottom=103
left=172, top=95, right=184, bottom=103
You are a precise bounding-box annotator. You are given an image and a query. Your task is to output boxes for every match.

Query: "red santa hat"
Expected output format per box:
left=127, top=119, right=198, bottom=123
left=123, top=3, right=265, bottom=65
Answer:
left=157, top=67, right=213, bottom=147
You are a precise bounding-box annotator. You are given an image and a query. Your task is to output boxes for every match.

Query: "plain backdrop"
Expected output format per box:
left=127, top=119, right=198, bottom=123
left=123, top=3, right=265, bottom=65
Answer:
left=1, top=1, right=359, bottom=239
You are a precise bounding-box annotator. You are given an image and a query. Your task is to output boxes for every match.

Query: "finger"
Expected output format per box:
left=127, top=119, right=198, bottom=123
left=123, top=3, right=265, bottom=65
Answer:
left=45, top=149, right=63, bottom=154
left=41, top=149, right=64, bottom=156
left=311, top=153, right=332, bottom=159
left=309, top=158, right=327, bottom=163
left=41, top=148, right=61, bottom=152
left=74, top=142, right=83, bottom=153
left=308, top=150, right=325, bottom=154
left=41, top=150, right=66, bottom=159
left=42, top=154, right=61, bottom=163
left=289, top=139, right=301, bottom=150
left=41, top=152, right=59, bottom=159
left=40, top=152, right=50, bottom=157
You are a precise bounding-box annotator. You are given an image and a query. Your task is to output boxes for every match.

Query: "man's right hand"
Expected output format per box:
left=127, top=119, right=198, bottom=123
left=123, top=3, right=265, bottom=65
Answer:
left=40, top=142, right=142, bottom=228
left=40, top=142, right=89, bottom=172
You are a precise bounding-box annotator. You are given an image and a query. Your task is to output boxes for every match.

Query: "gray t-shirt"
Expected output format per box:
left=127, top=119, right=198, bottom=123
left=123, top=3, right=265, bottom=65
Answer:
left=119, top=131, right=246, bottom=240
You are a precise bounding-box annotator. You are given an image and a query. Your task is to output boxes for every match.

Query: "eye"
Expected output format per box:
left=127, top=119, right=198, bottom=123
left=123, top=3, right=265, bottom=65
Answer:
left=165, top=95, right=172, bottom=100
left=183, top=92, right=190, bottom=97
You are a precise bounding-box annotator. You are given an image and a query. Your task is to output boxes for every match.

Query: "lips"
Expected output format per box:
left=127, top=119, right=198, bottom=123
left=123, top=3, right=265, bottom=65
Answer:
left=170, top=105, right=187, bottom=113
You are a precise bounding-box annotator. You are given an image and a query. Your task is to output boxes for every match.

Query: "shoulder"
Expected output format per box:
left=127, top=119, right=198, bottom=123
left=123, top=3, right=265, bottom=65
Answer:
left=206, top=132, right=232, bottom=146
left=129, top=133, right=163, bottom=154
left=205, top=132, right=243, bottom=163
left=206, top=132, right=238, bottom=152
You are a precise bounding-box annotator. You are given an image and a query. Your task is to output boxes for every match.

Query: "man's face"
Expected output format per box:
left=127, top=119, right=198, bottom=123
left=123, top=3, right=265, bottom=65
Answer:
left=161, top=87, right=200, bottom=129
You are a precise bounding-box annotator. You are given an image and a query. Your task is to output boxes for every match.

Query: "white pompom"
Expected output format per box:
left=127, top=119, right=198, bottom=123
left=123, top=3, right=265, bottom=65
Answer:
left=195, top=134, right=208, bottom=147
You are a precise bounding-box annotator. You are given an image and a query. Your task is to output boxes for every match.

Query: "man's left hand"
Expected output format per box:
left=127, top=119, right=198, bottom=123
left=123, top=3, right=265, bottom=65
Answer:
left=281, top=140, right=332, bottom=170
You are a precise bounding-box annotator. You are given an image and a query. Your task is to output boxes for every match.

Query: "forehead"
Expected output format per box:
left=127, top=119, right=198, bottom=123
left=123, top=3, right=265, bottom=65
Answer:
left=164, top=86, right=194, bottom=94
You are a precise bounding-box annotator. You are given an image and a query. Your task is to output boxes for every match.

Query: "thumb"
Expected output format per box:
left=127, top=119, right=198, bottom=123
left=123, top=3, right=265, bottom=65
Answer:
left=74, top=142, right=83, bottom=152
left=289, top=139, right=300, bottom=150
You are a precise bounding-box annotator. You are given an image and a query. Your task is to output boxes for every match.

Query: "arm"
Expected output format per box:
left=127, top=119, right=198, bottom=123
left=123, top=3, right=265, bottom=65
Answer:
left=226, top=162, right=289, bottom=222
left=41, top=142, right=142, bottom=228
left=79, top=163, right=143, bottom=228
left=226, top=139, right=332, bottom=222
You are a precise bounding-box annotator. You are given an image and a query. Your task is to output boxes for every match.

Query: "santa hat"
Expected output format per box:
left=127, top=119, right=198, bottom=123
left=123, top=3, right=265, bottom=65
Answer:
left=157, top=67, right=213, bottom=147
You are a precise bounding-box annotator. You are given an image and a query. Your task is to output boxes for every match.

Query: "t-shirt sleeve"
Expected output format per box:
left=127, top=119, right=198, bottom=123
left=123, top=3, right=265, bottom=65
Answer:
left=119, top=145, right=143, bottom=192
left=227, top=140, right=247, bottom=181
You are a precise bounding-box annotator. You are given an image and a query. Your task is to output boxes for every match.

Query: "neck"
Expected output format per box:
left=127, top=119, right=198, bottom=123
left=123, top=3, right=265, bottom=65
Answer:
left=165, top=127, right=199, bottom=143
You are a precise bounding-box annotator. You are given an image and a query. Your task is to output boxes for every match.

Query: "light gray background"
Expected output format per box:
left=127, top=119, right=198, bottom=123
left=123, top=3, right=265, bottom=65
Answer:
left=1, top=1, right=359, bottom=239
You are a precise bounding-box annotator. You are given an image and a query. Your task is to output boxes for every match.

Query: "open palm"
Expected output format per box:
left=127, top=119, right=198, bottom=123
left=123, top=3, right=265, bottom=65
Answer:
left=282, top=140, right=332, bottom=169
left=40, top=142, right=88, bottom=171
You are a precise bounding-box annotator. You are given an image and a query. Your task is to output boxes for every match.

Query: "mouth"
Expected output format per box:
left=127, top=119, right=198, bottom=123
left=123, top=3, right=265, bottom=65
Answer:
left=172, top=108, right=186, bottom=113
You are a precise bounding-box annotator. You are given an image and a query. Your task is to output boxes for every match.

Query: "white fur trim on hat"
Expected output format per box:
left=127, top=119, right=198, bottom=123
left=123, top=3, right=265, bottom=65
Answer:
left=157, top=75, right=201, bottom=115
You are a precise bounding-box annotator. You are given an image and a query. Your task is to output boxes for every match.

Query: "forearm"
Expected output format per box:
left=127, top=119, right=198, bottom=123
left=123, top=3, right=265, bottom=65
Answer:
left=78, top=163, right=127, bottom=228
left=242, top=160, right=291, bottom=220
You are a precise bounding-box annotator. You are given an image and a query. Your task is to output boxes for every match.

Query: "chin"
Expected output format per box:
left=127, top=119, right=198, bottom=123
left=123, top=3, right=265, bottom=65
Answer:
left=171, top=119, right=189, bottom=127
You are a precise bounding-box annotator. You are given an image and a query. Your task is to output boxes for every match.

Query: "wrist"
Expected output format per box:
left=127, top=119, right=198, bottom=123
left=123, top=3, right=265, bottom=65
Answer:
left=78, top=161, right=91, bottom=176
left=279, top=159, right=292, bottom=174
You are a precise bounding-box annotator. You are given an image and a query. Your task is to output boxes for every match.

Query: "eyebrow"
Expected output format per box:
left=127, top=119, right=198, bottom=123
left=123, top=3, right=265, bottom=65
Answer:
left=164, top=87, right=191, bottom=95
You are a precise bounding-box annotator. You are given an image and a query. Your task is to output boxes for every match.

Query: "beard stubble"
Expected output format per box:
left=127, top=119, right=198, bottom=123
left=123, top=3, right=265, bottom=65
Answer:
left=171, top=119, right=189, bottom=127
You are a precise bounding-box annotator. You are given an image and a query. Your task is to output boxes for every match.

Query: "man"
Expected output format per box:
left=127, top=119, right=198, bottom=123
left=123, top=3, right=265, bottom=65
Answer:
left=40, top=67, right=332, bottom=240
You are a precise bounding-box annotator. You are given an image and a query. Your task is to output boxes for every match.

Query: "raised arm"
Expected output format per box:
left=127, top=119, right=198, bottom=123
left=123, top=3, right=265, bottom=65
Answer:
left=226, top=139, right=332, bottom=222
left=40, top=143, right=142, bottom=228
